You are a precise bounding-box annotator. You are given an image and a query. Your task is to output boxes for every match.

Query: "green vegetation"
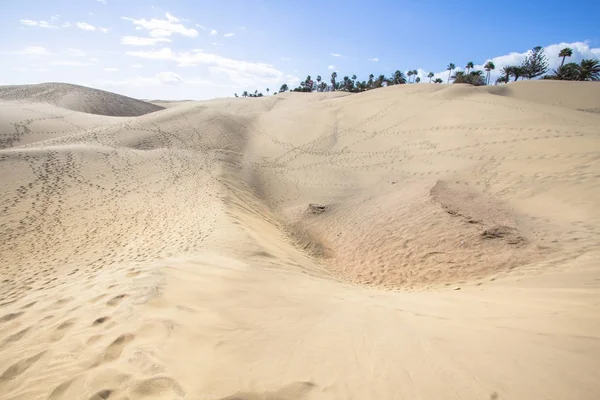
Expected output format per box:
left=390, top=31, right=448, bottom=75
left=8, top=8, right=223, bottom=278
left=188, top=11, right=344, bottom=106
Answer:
left=236, top=45, right=598, bottom=96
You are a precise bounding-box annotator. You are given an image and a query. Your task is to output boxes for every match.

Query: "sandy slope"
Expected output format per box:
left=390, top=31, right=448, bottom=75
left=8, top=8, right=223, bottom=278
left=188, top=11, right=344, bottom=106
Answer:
left=0, top=83, right=163, bottom=117
left=0, top=81, right=599, bottom=400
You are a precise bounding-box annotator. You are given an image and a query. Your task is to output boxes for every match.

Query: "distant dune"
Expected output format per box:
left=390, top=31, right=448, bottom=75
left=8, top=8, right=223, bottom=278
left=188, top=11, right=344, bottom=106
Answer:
left=0, top=82, right=164, bottom=116
left=0, top=81, right=599, bottom=400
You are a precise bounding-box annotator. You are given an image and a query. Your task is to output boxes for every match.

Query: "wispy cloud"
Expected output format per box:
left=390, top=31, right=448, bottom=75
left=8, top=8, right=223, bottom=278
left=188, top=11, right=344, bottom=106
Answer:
left=157, top=71, right=184, bottom=84
left=281, top=57, right=291, bottom=61
left=122, top=13, right=198, bottom=38
left=224, top=33, right=234, bottom=37
left=51, top=60, right=95, bottom=67
left=20, top=19, right=57, bottom=29
left=121, top=36, right=172, bottom=46
left=66, top=48, right=86, bottom=57
left=76, top=22, right=96, bottom=31
left=131, top=64, right=143, bottom=68
left=369, top=57, right=379, bottom=62
left=210, top=29, right=218, bottom=36
left=126, top=47, right=284, bottom=87
left=97, top=0, right=107, bottom=4
left=104, top=67, right=118, bottom=71
left=20, top=46, right=51, bottom=55
left=328, top=65, right=335, bottom=70
left=331, top=53, right=343, bottom=57
left=195, top=23, right=207, bottom=31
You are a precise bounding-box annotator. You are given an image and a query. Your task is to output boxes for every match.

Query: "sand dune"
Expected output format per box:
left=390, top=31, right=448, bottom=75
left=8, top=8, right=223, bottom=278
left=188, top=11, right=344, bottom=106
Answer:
left=0, top=83, right=163, bottom=117
left=0, top=81, right=599, bottom=400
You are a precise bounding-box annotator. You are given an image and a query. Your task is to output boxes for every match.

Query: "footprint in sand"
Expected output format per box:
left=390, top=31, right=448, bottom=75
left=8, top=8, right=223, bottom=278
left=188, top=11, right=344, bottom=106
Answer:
left=106, top=294, right=127, bottom=307
left=0, top=312, right=24, bottom=323
left=101, top=333, right=135, bottom=363
left=93, top=316, right=110, bottom=326
left=0, top=350, right=45, bottom=381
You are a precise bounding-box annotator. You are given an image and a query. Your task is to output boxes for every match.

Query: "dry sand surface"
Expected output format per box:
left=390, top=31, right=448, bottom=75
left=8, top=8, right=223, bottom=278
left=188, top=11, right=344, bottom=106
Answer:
left=0, top=81, right=599, bottom=399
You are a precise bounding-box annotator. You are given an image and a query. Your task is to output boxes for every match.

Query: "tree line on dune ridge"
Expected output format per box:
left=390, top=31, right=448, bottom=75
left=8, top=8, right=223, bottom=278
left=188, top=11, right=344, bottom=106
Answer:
left=234, top=46, right=600, bottom=97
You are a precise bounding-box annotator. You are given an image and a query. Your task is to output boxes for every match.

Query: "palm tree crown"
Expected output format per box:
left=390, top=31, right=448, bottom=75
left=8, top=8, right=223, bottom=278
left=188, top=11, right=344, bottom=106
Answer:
left=559, top=47, right=573, bottom=67
left=484, top=61, right=495, bottom=85
left=447, top=63, right=456, bottom=83
left=465, top=61, right=474, bottom=74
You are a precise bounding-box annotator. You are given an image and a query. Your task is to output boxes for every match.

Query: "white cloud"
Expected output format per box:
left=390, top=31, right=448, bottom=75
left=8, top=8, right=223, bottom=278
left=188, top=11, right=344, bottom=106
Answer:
left=76, top=22, right=96, bottom=31
left=369, top=57, right=379, bottom=62
left=100, top=27, right=109, bottom=33
left=88, top=12, right=94, bottom=16
left=157, top=71, right=184, bottom=84
left=121, top=36, right=172, bottom=46
left=90, top=58, right=100, bottom=62
left=177, top=62, right=198, bottom=67
left=122, top=13, right=198, bottom=38
left=224, top=33, right=234, bottom=37
left=50, top=15, right=60, bottom=22
left=51, top=60, right=94, bottom=67
left=210, top=30, right=218, bottom=36
left=104, top=67, right=118, bottom=71
left=328, top=65, right=335, bottom=70
left=66, top=48, right=86, bottom=57
left=97, top=0, right=107, bottom=4
left=62, top=22, right=71, bottom=27
left=126, top=47, right=284, bottom=87
left=281, top=57, right=291, bottom=61
left=195, top=24, right=208, bottom=30
left=331, top=53, right=342, bottom=57
left=131, top=63, right=143, bottom=68
left=21, top=46, right=51, bottom=55
left=20, top=19, right=57, bottom=28
left=425, top=41, right=600, bottom=84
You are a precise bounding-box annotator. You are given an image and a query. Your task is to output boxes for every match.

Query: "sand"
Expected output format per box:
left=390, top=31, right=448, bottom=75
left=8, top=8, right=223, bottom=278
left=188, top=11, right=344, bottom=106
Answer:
left=0, top=81, right=599, bottom=400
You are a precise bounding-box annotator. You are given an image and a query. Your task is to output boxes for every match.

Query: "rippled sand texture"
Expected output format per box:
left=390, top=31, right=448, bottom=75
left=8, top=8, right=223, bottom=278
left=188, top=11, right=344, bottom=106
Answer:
left=1, top=81, right=599, bottom=400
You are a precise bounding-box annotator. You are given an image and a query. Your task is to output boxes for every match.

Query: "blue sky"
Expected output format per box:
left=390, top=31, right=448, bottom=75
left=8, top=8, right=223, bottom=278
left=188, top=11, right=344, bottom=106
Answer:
left=1, top=0, right=600, bottom=100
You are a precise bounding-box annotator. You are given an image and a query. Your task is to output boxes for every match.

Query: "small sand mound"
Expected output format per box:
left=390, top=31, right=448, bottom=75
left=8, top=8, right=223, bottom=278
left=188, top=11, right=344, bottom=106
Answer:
left=484, top=80, right=600, bottom=110
left=0, top=83, right=164, bottom=117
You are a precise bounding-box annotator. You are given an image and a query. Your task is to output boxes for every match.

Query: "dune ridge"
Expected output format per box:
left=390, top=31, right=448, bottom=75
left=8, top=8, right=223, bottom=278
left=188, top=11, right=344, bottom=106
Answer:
left=0, top=81, right=599, bottom=399
left=0, top=83, right=164, bottom=117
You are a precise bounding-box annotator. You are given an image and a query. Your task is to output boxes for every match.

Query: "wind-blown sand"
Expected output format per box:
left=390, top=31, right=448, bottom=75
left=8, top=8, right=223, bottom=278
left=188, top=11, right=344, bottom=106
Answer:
left=0, top=81, right=599, bottom=400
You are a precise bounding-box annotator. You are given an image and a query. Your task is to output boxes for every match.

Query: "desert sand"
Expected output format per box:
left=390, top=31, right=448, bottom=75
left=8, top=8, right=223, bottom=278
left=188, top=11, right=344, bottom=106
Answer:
left=0, top=81, right=599, bottom=400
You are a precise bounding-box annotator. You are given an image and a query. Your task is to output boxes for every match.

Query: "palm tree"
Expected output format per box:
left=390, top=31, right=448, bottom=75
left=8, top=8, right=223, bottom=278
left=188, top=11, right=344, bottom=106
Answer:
left=576, top=58, right=600, bottom=81
left=316, top=75, right=322, bottom=91
left=412, top=69, right=418, bottom=82
left=415, top=77, right=421, bottom=83
left=242, top=91, right=248, bottom=97
left=266, top=88, right=269, bottom=95
left=559, top=47, right=573, bottom=68
left=542, top=63, right=578, bottom=80
left=484, top=61, right=495, bottom=85
left=434, top=78, right=443, bottom=84
left=368, top=73, right=374, bottom=88
left=234, top=93, right=238, bottom=97
left=427, top=72, right=434, bottom=82
left=465, top=61, right=474, bottom=74
left=500, top=66, right=511, bottom=84
left=394, top=70, right=407, bottom=84
left=407, top=70, right=413, bottom=83
left=279, top=84, right=288, bottom=93
left=447, top=63, right=455, bottom=83
left=331, top=72, right=337, bottom=91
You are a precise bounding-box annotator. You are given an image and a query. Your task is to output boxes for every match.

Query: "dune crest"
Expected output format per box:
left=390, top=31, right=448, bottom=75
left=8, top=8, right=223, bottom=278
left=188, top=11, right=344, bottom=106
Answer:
left=0, top=83, right=164, bottom=117
left=0, top=81, right=599, bottom=400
